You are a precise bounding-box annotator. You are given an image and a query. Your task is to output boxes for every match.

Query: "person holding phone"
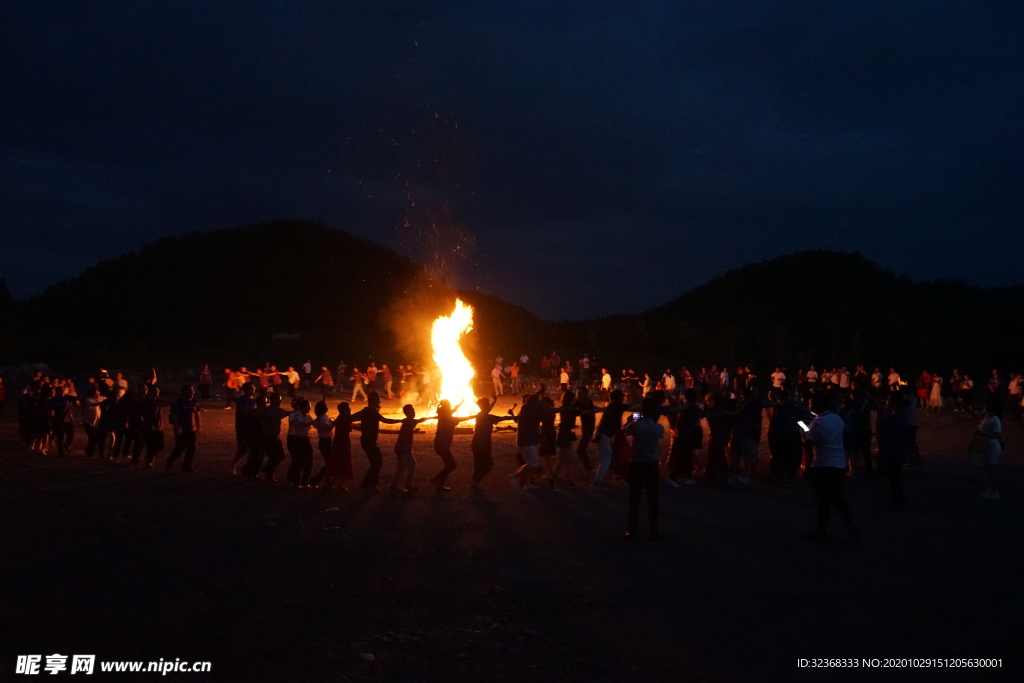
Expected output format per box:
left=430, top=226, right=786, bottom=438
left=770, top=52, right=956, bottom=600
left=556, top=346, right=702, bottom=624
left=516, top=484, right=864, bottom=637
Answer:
left=804, top=393, right=859, bottom=542
left=623, top=397, right=665, bottom=539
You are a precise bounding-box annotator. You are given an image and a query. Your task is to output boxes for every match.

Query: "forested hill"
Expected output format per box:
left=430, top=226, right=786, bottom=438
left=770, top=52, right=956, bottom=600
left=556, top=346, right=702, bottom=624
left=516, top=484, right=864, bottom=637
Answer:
left=553, top=251, right=1024, bottom=373
left=2, top=224, right=1021, bottom=376
left=3, top=221, right=478, bottom=369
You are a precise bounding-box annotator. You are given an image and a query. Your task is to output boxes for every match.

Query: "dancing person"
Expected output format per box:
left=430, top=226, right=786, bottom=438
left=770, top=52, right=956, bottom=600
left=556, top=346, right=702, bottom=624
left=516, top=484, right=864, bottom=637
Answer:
left=804, top=393, right=859, bottom=543
left=350, top=367, right=368, bottom=402
left=283, top=366, right=300, bottom=398
left=350, top=393, right=401, bottom=492
left=703, top=393, right=732, bottom=486
left=49, top=383, right=78, bottom=457
left=876, top=392, right=909, bottom=510
left=223, top=368, right=239, bottom=408
left=431, top=399, right=473, bottom=492
left=666, top=389, right=703, bottom=486
left=389, top=404, right=431, bottom=493
left=509, top=387, right=546, bottom=489
left=592, top=389, right=633, bottom=491
left=286, top=397, right=316, bottom=488
left=310, top=402, right=354, bottom=492
left=166, top=385, right=201, bottom=473
left=81, top=387, right=104, bottom=458
left=575, top=387, right=596, bottom=474
left=624, top=397, right=664, bottom=539
left=731, top=386, right=764, bottom=482
left=315, top=367, right=334, bottom=397
left=548, top=390, right=581, bottom=489
left=312, top=400, right=334, bottom=468
left=767, top=388, right=809, bottom=482
left=470, top=397, right=516, bottom=489
left=139, top=385, right=166, bottom=467
left=230, top=382, right=258, bottom=474
left=256, top=394, right=290, bottom=481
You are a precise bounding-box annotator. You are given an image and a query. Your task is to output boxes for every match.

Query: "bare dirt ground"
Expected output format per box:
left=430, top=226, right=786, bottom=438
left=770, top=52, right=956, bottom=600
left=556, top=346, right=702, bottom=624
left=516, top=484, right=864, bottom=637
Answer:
left=1, top=388, right=1021, bottom=682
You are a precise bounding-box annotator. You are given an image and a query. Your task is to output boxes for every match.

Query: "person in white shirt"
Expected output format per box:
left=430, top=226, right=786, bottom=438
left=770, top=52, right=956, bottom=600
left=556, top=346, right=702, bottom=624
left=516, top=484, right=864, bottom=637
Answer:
left=491, top=364, right=505, bottom=396
left=805, top=394, right=858, bottom=542
left=601, top=368, right=612, bottom=395
left=285, top=397, right=316, bottom=487
left=771, top=367, right=786, bottom=389
left=887, top=368, right=901, bottom=390
left=302, top=360, right=313, bottom=386
left=806, top=366, right=819, bottom=384
left=662, top=370, right=676, bottom=392
left=283, top=366, right=300, bottom=398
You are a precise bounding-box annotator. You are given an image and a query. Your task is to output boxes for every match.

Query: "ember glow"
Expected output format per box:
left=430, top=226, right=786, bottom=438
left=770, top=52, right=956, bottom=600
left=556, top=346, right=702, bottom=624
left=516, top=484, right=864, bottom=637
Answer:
left=431, top=299, right=477, bottom=417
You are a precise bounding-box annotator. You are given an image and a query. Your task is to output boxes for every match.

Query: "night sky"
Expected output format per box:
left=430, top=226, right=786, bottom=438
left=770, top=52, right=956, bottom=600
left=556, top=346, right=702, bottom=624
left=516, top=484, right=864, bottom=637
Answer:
left=2, top=1, right=1022, bottom=319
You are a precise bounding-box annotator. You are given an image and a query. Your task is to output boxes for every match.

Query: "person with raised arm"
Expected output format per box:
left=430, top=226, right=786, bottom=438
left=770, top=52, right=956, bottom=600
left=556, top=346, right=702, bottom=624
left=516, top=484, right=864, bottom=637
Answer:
left=431, top=399, right=474, bottom=492
left=470, top=396, right=517, bottom=490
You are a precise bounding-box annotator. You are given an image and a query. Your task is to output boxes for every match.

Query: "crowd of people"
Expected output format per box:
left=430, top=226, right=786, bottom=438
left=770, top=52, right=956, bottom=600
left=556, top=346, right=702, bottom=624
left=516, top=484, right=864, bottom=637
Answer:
left=6, top=354, right=1015, bottom=541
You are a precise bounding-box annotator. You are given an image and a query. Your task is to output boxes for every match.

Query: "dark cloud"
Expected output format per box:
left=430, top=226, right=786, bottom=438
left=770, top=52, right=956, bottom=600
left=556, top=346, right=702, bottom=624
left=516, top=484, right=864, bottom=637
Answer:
left=2, top=1, right=1022, bottom=317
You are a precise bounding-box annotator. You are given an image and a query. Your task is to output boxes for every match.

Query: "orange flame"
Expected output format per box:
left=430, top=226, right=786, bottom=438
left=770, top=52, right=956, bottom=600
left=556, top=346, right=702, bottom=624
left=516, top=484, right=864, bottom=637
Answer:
left=431, top=299, right=477, bottom=417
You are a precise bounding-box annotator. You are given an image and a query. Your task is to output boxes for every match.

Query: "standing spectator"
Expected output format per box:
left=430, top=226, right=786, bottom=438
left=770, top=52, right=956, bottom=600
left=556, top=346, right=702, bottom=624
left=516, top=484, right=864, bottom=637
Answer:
left=519, top=353, right=529, bottom=376
left=1008, top=373, right=1022, bottom=419
left=491, top=363, right=505, bottom=396
left=509, top=362, right=521, bottom=392
left=381, top=364, right=394, bottom=400
left=623, top=397, right=664, bottom=539
left=198, top=365, right=213, bottom=400
left=973, top=399, right=1003, bottom=499
left=804, top=393, right=858, bottom=542
left=771, top=367, right=786, bottom=390
left=166, top=385, right=201, bottom=473
left=302, top=359, right=313, bottom=386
